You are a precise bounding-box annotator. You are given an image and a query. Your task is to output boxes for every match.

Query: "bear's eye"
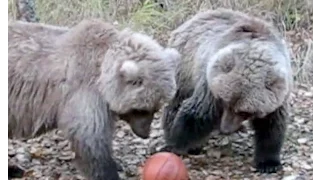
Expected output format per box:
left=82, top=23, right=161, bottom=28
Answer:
left=127, top=78, right=143, bottom=86
left=220, top=58, right=235, bottom=73
left=222, top=65, right=233, bottom=73
left=237, top=112, right=252, bottom=119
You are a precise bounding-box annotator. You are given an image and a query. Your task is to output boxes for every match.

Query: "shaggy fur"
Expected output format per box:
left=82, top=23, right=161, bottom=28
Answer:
left=161, top=8, right=293, bottom=173
left=8, top=19, right=179, bottom=180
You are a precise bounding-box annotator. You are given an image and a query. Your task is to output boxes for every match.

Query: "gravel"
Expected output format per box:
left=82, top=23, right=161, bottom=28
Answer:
left=8, top=84, right=313, bottom=180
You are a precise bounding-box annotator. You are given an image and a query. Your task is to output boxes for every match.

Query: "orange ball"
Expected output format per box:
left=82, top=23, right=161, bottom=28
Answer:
left=142, top=152, right=189, bottom=180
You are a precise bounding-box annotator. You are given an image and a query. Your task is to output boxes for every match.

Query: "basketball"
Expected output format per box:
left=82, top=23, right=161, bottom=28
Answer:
left=142, top=152, right=189, bottom=180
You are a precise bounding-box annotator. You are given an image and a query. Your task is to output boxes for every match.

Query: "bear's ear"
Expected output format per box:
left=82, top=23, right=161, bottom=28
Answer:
left=119, top=60, right=142, bottom=85
left=265, top=72, right=286, bottom=92
left=163, top=48, right=180, bottom=69
left=233, top=20, right=271, bottom=39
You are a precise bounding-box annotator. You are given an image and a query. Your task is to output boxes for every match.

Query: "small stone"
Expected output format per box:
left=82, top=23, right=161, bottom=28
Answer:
left=206, top=175, right=220, bottom=180
left=27, top=138, right=40, bottom=143
left=58, top=151, right=75, bottom=161
left=8, top=147, right=16, bottom=157
left=117, top=131, right=126, bottom=138
left=211, top=170, right=223, bottom=175
left=183, top=158, right=190, bottom=166
left=283, top=166, right=293, bottom=171
left=249, top=166, right=256, bottom=172
left=58, top=140, right=69, bottom=148
left=292, top=161, right=300, bottom=168
left=24, top=169, right=35, bottom=177
left=15, top=153, right=31, bottom=163
left=29, top=147, right=38, bottom=154
left=8, top=144, right=15, bottom=149
left=31, top=149, right=45, bottom=159
left=31, top=159, right=42, bottom=165
left=233, top=170, right=242, bottom=175
left=219, top=137, right=230, bottom=146
left=52, top=134, right=65, bottom=141
left=16, top=147, right=27, bottom=154
left=282, top=175, right=299, bottom=180
left=235, top=161, right=244, bottom=166
left=304, top=91, right=312, bottom=97
left=207, top=149, right=221, bottom=159
left=301, top=162, right=312, bottom=170
left=294, top=117, right=305, bottom=124
left=297, top=138, right=308, bottom=144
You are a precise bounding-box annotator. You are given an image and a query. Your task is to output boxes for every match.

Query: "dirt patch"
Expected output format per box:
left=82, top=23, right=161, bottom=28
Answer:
left=8, top=84, right=313, bottom=180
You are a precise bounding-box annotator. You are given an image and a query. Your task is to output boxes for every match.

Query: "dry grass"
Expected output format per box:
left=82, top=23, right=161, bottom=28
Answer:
left=8, top=0, right=313, bottom=85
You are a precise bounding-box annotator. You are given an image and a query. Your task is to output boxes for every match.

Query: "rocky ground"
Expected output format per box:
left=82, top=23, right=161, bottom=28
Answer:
left=8, top=84, right=313, bottom=180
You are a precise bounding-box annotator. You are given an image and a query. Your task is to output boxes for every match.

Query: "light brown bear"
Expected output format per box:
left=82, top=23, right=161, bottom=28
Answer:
left=9, top=19, right=180, bottom=180
left=161, top=8, right=293, bottom=173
